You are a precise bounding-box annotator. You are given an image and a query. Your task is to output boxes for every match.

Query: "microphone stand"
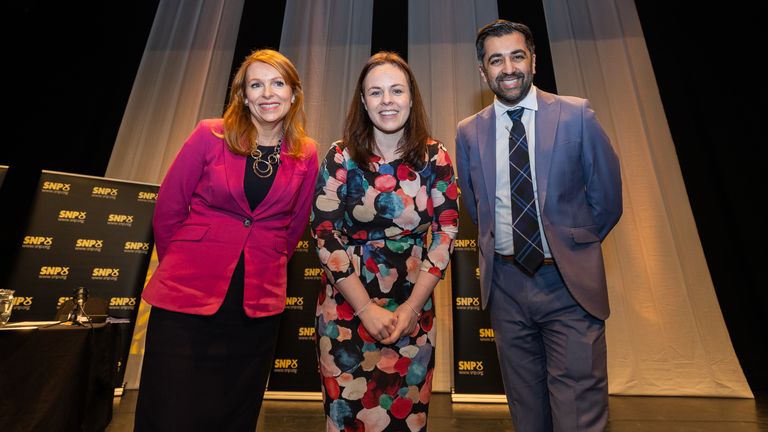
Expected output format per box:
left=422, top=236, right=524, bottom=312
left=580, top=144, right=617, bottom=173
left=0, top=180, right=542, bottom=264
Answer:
left=65, top=287, right=92, bottom=327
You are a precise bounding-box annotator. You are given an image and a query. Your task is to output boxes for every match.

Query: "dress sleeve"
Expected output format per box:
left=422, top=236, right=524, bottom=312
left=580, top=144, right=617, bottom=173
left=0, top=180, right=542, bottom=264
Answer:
left=420, top=143, right=459, bottom=278
left=311, top=143, right=355, bottom=284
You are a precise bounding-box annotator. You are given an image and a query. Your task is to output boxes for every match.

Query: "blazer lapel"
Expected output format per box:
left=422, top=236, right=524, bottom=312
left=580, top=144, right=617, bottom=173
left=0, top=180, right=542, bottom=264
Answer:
left=476, top=105, right=497, bottom=222
left=250, top=141, right=296, bottom=218
left=224, top=146, right=253, bottom=215
left=535, top=90, right=558, bottom=214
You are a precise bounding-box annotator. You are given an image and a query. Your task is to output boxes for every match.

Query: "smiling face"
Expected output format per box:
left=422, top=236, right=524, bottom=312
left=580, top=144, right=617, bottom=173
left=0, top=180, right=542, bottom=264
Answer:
left=361, top=63, right=412, bottom=138
left=480, top=31, right=536, bottom=106
left=243, top=61, right=293, bottom=128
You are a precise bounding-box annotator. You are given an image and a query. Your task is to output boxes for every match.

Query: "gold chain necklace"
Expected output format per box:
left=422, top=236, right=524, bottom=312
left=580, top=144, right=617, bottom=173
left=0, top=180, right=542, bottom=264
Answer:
left=250, top=134, right=283, bottom=178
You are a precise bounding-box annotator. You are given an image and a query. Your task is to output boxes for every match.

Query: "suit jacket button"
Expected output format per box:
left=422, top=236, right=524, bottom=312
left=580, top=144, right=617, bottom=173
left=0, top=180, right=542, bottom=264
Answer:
left=243, top=219, right=251, bottom=227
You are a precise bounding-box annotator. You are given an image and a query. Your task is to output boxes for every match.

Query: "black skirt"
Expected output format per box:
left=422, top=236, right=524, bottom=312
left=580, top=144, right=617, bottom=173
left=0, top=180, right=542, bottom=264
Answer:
left=134, top=254, right=281, bottom=431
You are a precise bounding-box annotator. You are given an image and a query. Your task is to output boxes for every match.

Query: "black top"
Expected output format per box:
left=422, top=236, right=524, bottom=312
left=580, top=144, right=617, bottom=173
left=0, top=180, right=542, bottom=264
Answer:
left=244, top=145, right=279, bottom=210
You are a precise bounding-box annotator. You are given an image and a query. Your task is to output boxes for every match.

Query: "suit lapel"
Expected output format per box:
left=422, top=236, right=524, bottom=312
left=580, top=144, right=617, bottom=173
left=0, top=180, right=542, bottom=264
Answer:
left=224, top=145, right=253, bottom=215
left=476, top=105, right=497, bottom=222
left=250, top=142, right=296, bottom=218
left=535, top=90, right=558, bottom=214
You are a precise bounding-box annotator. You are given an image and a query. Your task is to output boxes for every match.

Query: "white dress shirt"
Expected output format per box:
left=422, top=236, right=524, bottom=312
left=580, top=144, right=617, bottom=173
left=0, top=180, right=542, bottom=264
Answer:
left=493, top=86, right=551, bottom=258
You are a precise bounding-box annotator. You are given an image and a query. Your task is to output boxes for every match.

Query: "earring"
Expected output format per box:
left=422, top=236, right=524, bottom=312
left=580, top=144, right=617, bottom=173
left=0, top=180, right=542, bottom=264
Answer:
left=244, top=100, right=248, bottom=106
left=291, top=95, right=296, bottom=104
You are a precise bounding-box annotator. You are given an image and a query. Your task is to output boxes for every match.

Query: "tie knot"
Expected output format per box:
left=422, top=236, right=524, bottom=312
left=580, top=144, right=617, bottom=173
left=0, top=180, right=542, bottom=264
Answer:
left=507, top=107, right=524, bottom=122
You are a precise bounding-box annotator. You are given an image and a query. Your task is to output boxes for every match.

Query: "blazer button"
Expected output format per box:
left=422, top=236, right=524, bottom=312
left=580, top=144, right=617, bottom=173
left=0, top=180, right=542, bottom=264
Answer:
left=243, top=219, right=252, bottom=227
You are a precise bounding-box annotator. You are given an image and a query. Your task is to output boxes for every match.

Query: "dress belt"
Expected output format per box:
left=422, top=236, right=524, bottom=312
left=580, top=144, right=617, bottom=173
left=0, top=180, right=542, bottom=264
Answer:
left=495, top=252, right=555, bottom=265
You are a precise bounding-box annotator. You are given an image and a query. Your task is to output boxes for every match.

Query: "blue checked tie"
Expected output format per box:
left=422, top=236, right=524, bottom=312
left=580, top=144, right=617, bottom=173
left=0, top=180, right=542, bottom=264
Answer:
left=507, top=108, right=545, bottom=273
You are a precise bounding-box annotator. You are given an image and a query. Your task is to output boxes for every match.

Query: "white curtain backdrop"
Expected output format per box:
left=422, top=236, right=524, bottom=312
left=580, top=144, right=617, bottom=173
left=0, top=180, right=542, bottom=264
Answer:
left=105, top=0, right=243, bottom=184
left=407, top=0, right=499, bottom=393
left=107, top=0, right=245, bottom=389
left=279, top=0, right=375, bottom=159
left=542, top=0, right=751, bottom=397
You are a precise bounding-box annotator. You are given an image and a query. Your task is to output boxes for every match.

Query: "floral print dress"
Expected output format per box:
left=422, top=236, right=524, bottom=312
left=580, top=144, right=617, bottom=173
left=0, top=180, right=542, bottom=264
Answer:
left=311, top=141, right=458, bottom=431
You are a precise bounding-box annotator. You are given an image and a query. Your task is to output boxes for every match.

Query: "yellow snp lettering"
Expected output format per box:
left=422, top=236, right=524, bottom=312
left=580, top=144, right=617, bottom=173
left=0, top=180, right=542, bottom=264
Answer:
left=137, top=191, right=158, bottom=200
left=43, top=181, right=71, bottom=191
left=454, top=239, right=477, bottom=248
left=39, top=266, right=69, bottom=276
left=479, top=328, right=495, bottom=338
left=23, top=236, right=53, bottom=245
left=92, top=268, right=120, bottom=277
left=304, top=268, right=323, bottom=277
left=124, top=241, right=150, bottom=250
left=110, top=297, right=136, bottom=306
left=91, top=186, right=118, bottom=195
left=58, top=210, right=86, bottom=219
left=298, top=327, right=315, bottom=337
left=457, top=361, right=484, bottom=371
left=75, top=239, right=103, bottom=248
left=285, top=297, right=304, bottom=306
left=13, top=297, right=33, bottom=306
left=107, top=214, right=134, bottom=223
left=274, top=359, right=299, bottom=369
left=296, top=240, right=310, bottom=249
left=455, top=297, right=480, bottom=306
left=58, top=297, right=73, bottom=306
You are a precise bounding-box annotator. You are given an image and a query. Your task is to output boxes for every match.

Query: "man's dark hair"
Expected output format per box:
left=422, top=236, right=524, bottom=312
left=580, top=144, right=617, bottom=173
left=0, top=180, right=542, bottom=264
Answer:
left=475, top=20, right=535, bottom=62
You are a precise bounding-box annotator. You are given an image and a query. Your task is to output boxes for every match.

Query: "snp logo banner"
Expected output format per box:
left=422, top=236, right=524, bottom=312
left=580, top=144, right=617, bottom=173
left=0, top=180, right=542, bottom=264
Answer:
left=58, top=210, right=87, bottom=223
left=39, top=266, right=70, bottom=280
left=124, top=241, right=150, bottom=254
left=298, top=326, right=315, bottom=340
left=304, top=267, right=323, bottom=280
left=91, top=186, right=118, bottom=199
left=107, top=213, right=134, bottom=227
left=22, top=235, right=54, bottom=250
left=285, top=296, right=304, bottom=311
left=41, top=181, right=71, bottom=195
left=479, top=328, right=495, bottom=342
left=92, top=267, right=120, bottom=281
left=7, top=167, right=160, bottom=379
left=273, top=358, right=299, bottom=374
left=295, top=240, right=310, bottom=253
left=453, top=238, right=477, bottom=251
left=110, top=297, right=137, bottom=310
left=75, top=238, right=104, bottom=252
left=454, top=296, right=481, bottom=311
left=137, top=191, right=158, bottom=203
left=457, top=360, right=485, bottom=376
left=13, top=296, right=34, bottom=311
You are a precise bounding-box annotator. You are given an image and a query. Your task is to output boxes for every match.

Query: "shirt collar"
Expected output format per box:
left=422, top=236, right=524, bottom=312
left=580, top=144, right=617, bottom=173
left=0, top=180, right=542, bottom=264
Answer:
left=493, top=85, right=538, bottom=121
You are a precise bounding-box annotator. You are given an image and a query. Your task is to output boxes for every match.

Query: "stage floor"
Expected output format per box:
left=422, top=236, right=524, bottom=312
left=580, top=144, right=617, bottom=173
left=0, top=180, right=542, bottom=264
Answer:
left=107, top=389, right=767, bottom=431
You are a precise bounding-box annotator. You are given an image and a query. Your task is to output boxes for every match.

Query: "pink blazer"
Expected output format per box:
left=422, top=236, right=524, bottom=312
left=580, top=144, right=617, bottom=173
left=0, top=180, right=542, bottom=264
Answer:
left=142, top=119, right=319, bottom=317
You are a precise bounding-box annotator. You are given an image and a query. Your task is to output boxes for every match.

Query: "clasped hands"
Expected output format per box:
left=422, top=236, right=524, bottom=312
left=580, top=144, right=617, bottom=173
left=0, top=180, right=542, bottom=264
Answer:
left=358, top=301, right=420, bottom=345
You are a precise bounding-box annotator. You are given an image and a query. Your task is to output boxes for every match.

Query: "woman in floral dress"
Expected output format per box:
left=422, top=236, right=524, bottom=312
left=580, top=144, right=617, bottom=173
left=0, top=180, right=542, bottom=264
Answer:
left=311, top=52, right=458, bottom=431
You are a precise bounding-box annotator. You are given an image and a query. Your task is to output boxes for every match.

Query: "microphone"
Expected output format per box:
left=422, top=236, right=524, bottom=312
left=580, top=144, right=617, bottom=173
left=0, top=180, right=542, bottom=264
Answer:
left=67, top=287, right=90, bottom=324
left=74, top=287, right=88, bottom=309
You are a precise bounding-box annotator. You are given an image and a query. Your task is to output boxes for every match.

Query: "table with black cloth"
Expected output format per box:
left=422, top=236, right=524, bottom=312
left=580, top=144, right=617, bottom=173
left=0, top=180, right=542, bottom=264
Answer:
left=0, top=322, right=117, bottom=432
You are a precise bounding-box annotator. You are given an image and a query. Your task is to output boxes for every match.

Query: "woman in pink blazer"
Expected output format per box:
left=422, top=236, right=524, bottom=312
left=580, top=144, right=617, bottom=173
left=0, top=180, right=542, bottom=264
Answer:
left=135, top=49, right=318, bottom=431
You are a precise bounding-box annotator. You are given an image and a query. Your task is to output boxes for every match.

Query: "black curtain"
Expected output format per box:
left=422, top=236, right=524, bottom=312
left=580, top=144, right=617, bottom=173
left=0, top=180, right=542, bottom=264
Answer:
left=0, top=2, right=159, bottom=282
left=635, top=2, right=766, bottom=391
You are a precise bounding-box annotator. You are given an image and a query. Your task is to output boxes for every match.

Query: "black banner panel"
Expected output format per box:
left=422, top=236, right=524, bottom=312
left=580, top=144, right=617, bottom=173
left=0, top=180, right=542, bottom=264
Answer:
left=265, top=226, right=322, bottom=400
left=0, top=165, right=7, bottom=188
left=6, top=171, right=158, bottom=387
left=451, top=204, right=506, bottom=402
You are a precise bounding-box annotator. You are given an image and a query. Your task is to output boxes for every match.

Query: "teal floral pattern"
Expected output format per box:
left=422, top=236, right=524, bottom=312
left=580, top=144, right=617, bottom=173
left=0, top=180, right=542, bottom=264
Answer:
left=312, top=141, right=458, bottom=431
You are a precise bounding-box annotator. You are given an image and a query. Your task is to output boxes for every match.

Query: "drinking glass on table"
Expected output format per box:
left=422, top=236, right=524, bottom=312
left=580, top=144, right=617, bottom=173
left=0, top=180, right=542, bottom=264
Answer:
left=0, top=289, right=15, bottom=325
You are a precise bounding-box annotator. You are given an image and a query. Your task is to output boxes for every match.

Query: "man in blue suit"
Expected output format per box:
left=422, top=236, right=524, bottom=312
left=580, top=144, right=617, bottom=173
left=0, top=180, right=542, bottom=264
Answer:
left=456, top=20, right=622, bottom=432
